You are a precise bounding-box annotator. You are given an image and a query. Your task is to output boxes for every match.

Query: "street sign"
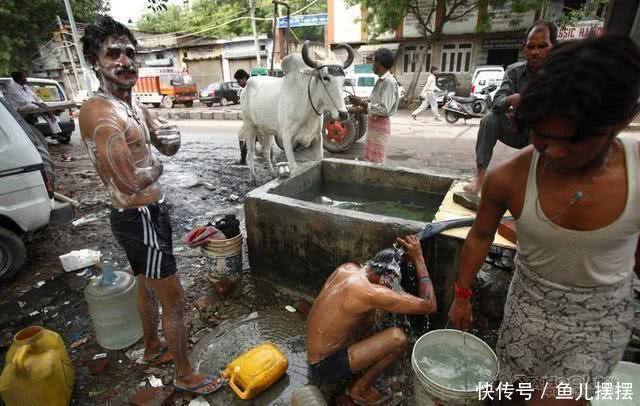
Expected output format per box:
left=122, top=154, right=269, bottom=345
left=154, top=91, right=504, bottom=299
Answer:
left=277, top=13, right=328, bottom=28
left=558, top=20, right=605, bottom=41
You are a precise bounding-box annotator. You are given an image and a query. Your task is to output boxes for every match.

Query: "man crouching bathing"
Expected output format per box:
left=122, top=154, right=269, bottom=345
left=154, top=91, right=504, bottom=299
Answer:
left=307, top=235, right=436, bottom=405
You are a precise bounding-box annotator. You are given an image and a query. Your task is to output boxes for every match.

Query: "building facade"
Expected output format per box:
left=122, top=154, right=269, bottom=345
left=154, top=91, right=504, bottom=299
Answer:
left=328, top=0, right=543, bottom=95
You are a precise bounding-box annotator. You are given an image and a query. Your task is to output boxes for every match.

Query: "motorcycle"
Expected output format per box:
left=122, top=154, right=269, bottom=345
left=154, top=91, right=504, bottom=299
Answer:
left=442, top=84, right=497, bottom=124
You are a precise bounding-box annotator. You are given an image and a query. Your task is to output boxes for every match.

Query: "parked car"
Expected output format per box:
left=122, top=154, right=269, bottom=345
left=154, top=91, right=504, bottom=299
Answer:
left=344, top=75, right=406, bottom=100
left=0, top=77, right=75, bottom=144
left=470, top=66, right=504, bottom=101
left=0, top=97, right=75, bottom=281
left=199, top=82, right=241, bottom=107
left=250, top=67, right=284, bottom=77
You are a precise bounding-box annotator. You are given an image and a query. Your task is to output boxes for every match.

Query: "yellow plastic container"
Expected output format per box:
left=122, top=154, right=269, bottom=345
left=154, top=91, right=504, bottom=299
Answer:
left=222, top=342, right=288, bottom=400
left=0, top=326, right=75, bottom=406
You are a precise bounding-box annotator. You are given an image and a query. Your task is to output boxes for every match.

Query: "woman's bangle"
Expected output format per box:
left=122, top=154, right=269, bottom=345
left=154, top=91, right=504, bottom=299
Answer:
left=455, top=282, right=472, bottom=299
left=418, top=276, right=431, bottom=284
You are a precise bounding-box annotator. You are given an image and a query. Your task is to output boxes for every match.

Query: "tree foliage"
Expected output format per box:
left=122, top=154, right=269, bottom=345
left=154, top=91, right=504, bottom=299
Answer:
left=558, top=0, right=608, bottom=25
left=0, top=0, right=109, bottom=75
left=136, top=0, right=327, bottom=41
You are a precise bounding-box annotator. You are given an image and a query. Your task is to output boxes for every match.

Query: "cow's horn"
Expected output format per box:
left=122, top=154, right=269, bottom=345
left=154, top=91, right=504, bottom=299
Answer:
left=334, top=44, right=355, bottom=69
left=301, top=40, right=318, bottom=69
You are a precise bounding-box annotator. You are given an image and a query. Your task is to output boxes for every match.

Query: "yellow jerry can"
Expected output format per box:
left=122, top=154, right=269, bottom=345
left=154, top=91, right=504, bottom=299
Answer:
left=0, top=326, right=75, bottom=406
left=222, top=342, right=288, bottom=400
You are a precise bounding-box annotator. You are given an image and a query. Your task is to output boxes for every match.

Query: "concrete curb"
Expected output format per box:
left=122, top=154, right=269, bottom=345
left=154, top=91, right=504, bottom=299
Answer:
left=157, top=110, right=243, bottom=121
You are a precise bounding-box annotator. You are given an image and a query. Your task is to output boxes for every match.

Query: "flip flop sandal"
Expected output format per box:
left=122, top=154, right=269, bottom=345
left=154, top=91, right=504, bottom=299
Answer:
left=174, top=376, right=225, bottom=395
left=142, top=344, right=173, bottom=365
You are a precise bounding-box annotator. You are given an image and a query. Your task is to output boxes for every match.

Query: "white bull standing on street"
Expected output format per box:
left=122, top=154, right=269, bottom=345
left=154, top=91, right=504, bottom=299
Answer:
left=239, top=41, right=355, bottom=183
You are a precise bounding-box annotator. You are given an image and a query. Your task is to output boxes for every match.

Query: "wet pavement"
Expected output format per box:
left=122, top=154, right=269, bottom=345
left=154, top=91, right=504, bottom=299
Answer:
left=1, top=116, right=638, bottom=405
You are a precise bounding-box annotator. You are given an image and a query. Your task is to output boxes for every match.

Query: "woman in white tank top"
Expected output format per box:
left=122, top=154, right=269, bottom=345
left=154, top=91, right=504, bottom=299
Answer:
left=449, top=35, right=640, bottom=405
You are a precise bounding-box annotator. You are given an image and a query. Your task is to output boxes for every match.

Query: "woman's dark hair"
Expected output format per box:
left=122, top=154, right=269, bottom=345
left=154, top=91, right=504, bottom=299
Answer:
left=516, top=34, right=640, bottom=137
left=525, top=20, right=558, bottom=45
left=81, top=15, right=138, bottom=66
left=373, top=48, right=395, bottom=70
left=430, top=65, right=438, bottom=73
left=234, top=69, right=249, bottom=81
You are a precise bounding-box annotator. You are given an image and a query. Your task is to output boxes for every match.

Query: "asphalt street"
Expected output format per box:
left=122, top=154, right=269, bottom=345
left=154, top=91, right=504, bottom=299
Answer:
left=174, top=111, right=518, bottom=180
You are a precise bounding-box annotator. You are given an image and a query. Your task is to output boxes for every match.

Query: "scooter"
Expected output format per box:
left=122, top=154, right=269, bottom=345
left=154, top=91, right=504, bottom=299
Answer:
left=442, top=84, right=497, bottom=124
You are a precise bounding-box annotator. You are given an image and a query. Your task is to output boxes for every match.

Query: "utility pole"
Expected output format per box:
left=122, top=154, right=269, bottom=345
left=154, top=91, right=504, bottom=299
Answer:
left=249, top=0, right=262, bottom=65
left=57, top=15, right=82, bottom=98
left=63, top=0, right=93, bottom=96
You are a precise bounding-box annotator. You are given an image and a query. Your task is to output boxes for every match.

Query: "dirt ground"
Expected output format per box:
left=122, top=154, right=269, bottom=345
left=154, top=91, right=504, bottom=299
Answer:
left=1, top=124, right=638, bottom=405
left=0, top=135, right=306, bottom=405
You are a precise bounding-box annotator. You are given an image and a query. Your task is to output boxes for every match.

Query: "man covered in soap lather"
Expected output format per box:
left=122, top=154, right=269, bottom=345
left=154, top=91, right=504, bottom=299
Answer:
left=307, top=235, right=436, bottom=405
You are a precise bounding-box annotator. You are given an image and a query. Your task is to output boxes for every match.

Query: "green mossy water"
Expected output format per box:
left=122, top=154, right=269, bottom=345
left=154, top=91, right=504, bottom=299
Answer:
left=307, top=181, right=443, bottom=222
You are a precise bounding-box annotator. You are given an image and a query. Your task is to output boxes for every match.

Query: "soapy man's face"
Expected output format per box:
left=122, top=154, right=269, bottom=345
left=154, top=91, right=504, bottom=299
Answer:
left=95, top=35, right=139, bottom=90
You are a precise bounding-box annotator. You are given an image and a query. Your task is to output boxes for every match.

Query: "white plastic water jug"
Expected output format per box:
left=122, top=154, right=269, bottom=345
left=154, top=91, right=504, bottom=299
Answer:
left=84, top=265, right=143, bottom=350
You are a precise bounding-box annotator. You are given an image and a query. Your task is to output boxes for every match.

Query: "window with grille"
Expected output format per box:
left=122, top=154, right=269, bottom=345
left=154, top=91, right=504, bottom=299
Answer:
left=440, top=43, right=472, bottom=73
left=403, top=45, right=432, bottom=73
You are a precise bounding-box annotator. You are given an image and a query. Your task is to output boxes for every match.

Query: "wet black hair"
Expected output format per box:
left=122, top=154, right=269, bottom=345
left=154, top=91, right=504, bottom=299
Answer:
left=373, top=48, right=395, bottom=70
left=525, top=20, right=558, bottom=45
left=516, top=35, right=640, bottom=137
left=233, top=69, right=250, bottom=81
left=10, top=71, right=25, bottom=82
left=368, top=248, right=406, bottom=291
left=81, top=15, right=138, bottom=66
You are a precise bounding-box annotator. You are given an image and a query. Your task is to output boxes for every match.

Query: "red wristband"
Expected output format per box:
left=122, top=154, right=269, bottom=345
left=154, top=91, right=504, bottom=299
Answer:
left=455, top=283, right=472, bottom=299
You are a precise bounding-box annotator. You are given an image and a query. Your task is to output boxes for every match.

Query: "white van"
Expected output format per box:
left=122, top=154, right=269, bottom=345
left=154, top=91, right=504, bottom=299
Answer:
left=470, top=66, right=504, bottom=99
left=0, top=97, right=75, bottom=281
left=344, top=74, right=406, bottom=100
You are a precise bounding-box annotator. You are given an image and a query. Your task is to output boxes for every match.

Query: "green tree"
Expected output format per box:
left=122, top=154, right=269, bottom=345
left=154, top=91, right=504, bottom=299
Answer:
left=0, top=0, right=109, bottom=75
left=348, top=0, right=544, bottom=102
left=136, top=0, right=326, bottom=41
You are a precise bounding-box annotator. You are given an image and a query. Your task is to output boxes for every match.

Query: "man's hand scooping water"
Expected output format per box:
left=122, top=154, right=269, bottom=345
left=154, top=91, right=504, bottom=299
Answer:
left=306, top=235, right=436, bottom=405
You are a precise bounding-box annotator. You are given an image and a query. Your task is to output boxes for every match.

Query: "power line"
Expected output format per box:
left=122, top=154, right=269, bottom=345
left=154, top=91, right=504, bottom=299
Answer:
left=133, top=0, right=321, bottom=40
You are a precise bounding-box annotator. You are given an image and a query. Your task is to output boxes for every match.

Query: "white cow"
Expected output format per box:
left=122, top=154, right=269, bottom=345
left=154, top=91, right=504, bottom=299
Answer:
left=239, top=41, right=355, bottom=183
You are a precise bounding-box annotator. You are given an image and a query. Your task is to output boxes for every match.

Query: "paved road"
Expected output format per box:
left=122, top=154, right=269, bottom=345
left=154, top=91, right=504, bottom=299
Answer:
left=173, top=109, right=640, bottom=180
left=174, top=111, right=519, bottom=179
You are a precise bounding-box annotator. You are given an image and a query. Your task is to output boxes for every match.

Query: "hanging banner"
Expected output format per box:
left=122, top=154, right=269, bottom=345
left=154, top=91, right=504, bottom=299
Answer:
left=277, top=13, right=328, bottom=28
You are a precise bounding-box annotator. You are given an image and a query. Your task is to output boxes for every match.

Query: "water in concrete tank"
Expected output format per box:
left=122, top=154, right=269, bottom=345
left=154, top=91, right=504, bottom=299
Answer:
left=306, top=181, right=443, bottom=222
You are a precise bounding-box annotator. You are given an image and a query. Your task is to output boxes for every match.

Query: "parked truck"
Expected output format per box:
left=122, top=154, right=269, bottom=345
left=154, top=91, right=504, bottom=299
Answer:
left=133, top=67, right=198, bottom=109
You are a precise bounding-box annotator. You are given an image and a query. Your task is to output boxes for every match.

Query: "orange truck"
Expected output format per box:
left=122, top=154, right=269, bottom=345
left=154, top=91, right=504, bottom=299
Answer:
left=133, top=67, right=198, bottom=108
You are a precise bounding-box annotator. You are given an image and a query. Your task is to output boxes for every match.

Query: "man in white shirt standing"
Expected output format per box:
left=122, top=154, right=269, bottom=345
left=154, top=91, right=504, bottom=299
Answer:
left=6, top=71, right=62, bottom=142
left=412, top=66, right=442, bottom=121
left=350, top=48, right=400, bottom=164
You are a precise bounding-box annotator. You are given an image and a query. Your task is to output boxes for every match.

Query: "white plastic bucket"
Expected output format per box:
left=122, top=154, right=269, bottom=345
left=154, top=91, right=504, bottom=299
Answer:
left=591, top=361, right=640, bottom=406
left=412, top=329, right=499, bottom=405
left=201, top=233, right=242, bottom=283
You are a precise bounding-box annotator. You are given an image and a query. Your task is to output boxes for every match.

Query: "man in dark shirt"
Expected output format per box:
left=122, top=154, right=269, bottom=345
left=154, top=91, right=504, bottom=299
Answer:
left=464, top=21, right=556, bottom=194
left=234, top=69, right=250, bottom=164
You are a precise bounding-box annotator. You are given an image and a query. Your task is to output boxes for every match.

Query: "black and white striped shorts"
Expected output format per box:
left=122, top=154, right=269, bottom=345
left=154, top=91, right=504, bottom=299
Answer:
left=110, top=201, right=177, bottom=279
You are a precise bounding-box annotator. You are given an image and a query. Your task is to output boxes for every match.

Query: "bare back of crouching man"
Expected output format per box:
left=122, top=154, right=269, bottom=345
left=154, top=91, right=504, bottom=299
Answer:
left=79, top=16, right=221, bottom=395
left=307, top=235, right=437, bottom=405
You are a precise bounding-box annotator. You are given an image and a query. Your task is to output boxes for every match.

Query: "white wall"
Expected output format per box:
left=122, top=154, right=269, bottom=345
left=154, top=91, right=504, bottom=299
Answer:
left=333, top=0, right=363, bottom=43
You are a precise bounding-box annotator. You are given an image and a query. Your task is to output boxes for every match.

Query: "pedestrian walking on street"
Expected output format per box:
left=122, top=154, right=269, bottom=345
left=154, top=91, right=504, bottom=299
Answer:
left=234, top=69, right=250, bottom=165
left=464, top=21, right=557, bottom=194
left=350, top=48, right=400, bottom=164
left=412, top=66, right=442, bottom=121
left=78, top=16, right=222, bottom=396
left=449, top=35, right=640, bottom=405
